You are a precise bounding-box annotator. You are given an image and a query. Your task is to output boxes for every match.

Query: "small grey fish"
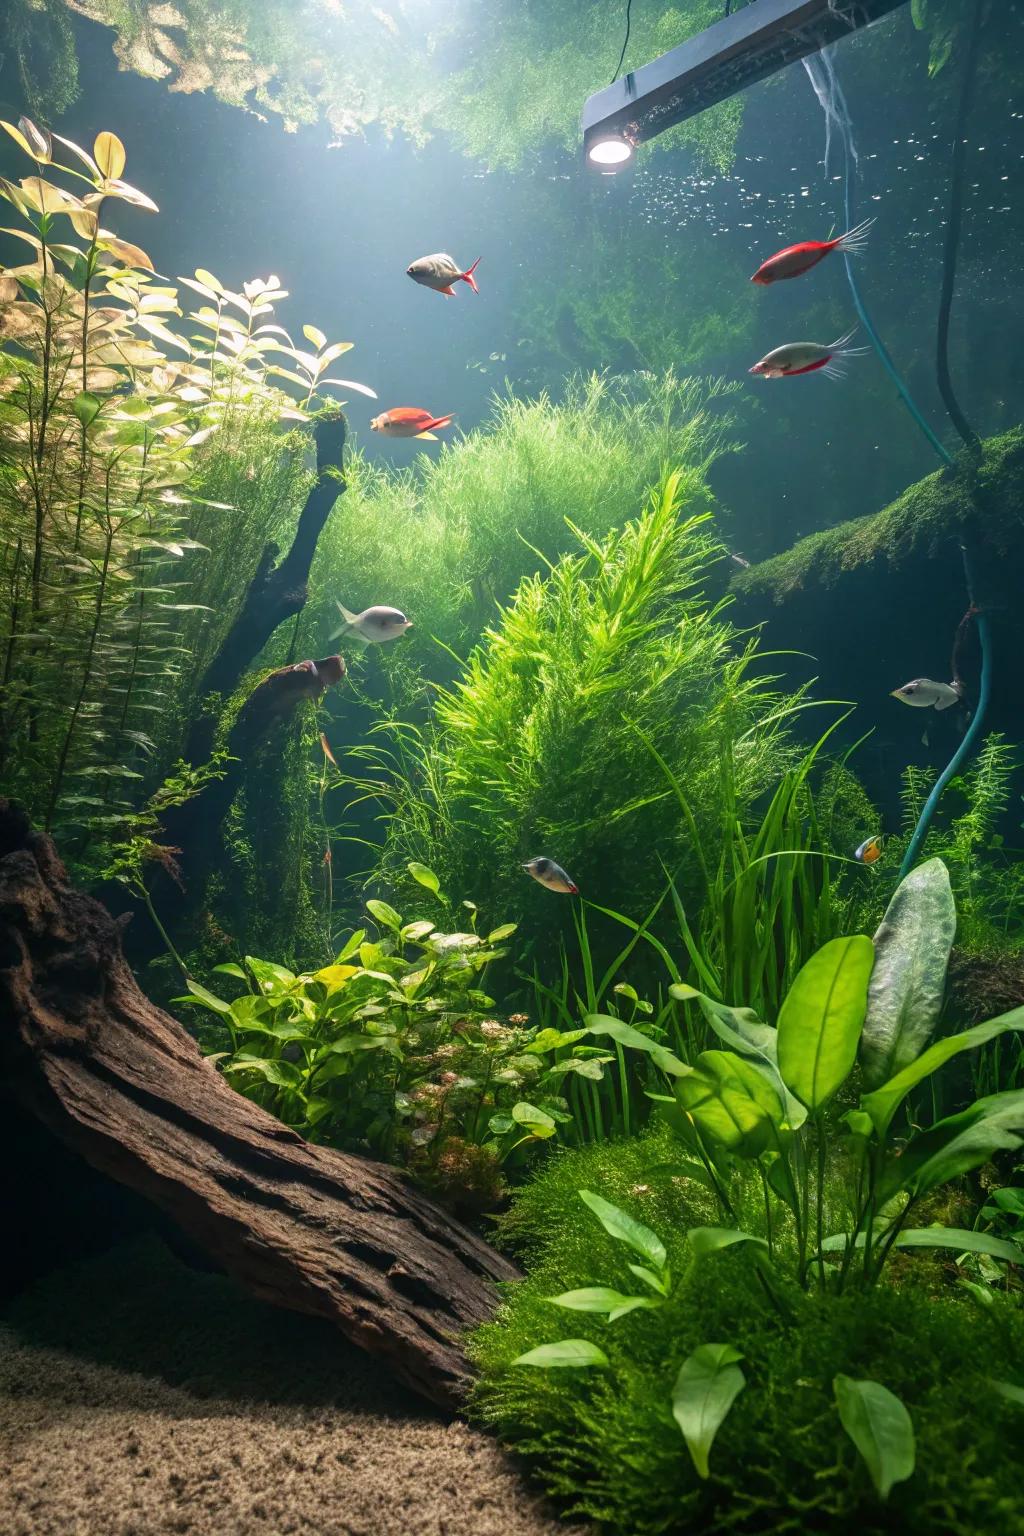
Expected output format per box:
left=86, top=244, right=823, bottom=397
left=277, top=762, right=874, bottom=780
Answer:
left=891, top=677, right=960, bottom=711
left=331, top=603, right=412, bottom=645
left=523, top=856, right=578, bottom=895
left=406, top=252, right=480, bottom=296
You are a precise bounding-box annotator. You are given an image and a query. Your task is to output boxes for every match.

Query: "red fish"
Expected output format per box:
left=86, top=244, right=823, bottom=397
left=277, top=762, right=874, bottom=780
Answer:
left=370, top=408, right=454, bottom=440
left=750, top=218, right=874, bottom=285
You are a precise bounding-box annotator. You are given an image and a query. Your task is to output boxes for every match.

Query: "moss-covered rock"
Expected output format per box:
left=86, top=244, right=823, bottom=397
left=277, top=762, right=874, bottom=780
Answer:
left=733, top=428, right=1024, bottom=606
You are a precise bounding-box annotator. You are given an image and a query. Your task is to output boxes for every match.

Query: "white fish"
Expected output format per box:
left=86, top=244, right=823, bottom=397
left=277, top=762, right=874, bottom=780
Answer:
left=523, top=856, right=578, bottom=895
left=330, top=603, right=412, bottom=645
left=406, top=252, right=480, bottom=297
left=748, top=328, right=868, bottom=381
left=891, top=677, right=961, bottom=711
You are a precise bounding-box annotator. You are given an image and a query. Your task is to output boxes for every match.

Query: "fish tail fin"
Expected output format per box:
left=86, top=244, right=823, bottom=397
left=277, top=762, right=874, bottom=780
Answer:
left=833, top=216, right=875, bottom=255
left=460, top=257, right=481, bottom=293
left=568, top=881, right=579, bottom=895
left=336, top=600, right=358, bottom=627
left=421, top=414, right=454, bottom=433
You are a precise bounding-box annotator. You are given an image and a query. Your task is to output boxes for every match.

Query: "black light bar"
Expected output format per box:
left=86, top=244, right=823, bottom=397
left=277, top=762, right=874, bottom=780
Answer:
left=582, top=0, right=910, bottom=169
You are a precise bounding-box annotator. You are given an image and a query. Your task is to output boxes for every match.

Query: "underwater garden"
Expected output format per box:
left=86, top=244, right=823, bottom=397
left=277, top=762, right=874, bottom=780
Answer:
left=1, top=1, right=1023, bottom=1533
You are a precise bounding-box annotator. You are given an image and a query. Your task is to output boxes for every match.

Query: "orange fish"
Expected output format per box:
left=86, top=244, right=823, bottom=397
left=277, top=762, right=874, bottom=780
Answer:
left=319, top=732, right=338, bottom=769
left=370, top=407, right=454, bottom=441
left=855, top=835, right=883, bottom=865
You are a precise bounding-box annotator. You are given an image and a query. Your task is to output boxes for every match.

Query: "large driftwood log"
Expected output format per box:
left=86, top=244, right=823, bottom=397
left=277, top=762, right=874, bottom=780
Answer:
left=0, top=801, right=518, bottom=1410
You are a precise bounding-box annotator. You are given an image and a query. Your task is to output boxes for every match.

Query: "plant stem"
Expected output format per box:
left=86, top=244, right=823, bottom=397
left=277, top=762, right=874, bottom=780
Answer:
left=815, top=1116, right=827, bottom=1289
left=141, top=883, right=188, bottom=980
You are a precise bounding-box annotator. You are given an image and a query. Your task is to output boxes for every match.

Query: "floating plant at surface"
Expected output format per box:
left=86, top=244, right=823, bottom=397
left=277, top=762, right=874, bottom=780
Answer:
left=0, top=117, right=372, bottom=866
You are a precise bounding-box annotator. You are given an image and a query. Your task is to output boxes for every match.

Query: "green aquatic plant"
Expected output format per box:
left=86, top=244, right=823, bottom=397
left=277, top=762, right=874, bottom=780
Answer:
left=0, top=117, right=371, bottom=867
left=337, top=465, right=797, bottom=955
left=181, top=876, right=616, bottom=1199
left=306, top=371, right=738, bottom=705
left=584, top=864, right=1024, bottom=1297
left=470, top=1131, right=1024, bottom=1536
left=0, top=0, right=79, bottom=119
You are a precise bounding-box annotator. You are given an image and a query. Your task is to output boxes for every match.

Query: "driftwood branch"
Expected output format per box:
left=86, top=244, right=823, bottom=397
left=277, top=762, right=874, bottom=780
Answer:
left=186, top=411, right=348, bottom=764
left=0, top=801, right=518, bottom=1410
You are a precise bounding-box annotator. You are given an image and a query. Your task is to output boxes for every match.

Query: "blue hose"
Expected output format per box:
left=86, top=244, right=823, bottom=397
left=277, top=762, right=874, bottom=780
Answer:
left=815, top=57, right=993, bottom=878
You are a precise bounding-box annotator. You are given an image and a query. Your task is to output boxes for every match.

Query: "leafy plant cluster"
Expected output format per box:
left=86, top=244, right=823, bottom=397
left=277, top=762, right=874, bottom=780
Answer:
left=472, top=861, right=1024, bottom=1530
left=0, top=116, right=372, bottom=866
left=184, top=863, right=640, bottom=1208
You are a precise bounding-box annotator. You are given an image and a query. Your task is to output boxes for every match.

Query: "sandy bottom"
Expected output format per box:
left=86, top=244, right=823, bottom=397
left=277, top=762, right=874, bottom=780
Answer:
left=0, top=1236, right=585, bottom=1536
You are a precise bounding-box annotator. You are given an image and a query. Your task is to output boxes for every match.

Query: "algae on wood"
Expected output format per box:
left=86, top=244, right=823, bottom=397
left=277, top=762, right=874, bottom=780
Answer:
left=732, top=429, right=1024, bottom=606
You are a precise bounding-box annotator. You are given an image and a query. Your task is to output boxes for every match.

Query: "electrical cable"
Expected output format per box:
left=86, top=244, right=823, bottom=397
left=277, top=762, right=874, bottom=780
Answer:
left=610, top=0, right=633, bottom=85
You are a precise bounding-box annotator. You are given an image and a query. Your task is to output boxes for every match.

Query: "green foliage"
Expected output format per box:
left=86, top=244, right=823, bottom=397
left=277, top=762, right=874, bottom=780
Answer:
left=0, top=119, right=369, bottom=873
left=0, top=0, right=79, bottom=120
left=184, top=882, right=629, bottom=1201
left=470, top=1135, right=1024, bottom=1535
left=49, top=0, right=744, bottom=173
left=339, top=460, right=799, bottom=955
left=585, top=867, right=1024, bottom=1294
left=308, top=372, right=737, bottom=704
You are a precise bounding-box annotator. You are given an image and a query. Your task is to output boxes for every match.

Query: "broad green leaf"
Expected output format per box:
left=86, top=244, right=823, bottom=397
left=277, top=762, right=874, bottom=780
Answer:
left=860, top=859, right=956, bottom=1088
left=335, top=928, right=366, bottom=963
left=777, top=936, right=874, bottom=1111
left=821, top=1226, right=1024, bottom=1266
left=861, top=1008, right=1024, bottom=1136
left=487, top=922, right=517, bottom=942
left=545, top=1286, right=660, bottom=1317
left=834, top=1375, right=915, bottom=1499
left=674, top=1049, right=783, bottom=1157
left=407, top=861, right=441, bottom=896
left=178, top=978, right=231, bottom=1015
left=303, top=323, right=327, bottom=348
left=627, top=1262, right=670, bottom=1296
left=223, top=1056, right=303, bottom=1089
left=688, top=1227, right=769, bottom=1259
left=314, top=963, right=360, bottom=992
left=585, top=1013, right=686, bottom=1074
left=511, top=1101, right=556, bottom=1137
left=543, top=1056, right=607, bottom=1081
left=513, top=1339, right=609, bottom=1368
left=880, top=1090, right=1024, bottom=1201
left=672, top=985, right=807, bottom=1130
left=993, top=1380, right=1024, bottom=1406
left=212, top=962, right=247, bottom=979
left=72, top=390, right=102, bottom=427
left=525, top=1027, right=588, bottom=1054
left=579, top=1190, right=667, bottom=1271
left=94, top=130, right=126, bottom=179
left=400, top=919, right=435, bottom=943
left=366, top=898, right=401, bottom=931
left=672, top=1343, right=746, bottom=1479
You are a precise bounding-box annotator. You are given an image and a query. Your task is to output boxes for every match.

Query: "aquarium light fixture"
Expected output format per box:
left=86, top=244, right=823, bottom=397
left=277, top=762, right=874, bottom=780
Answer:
left=587, top=132, right=636, bottom=170
left=581, top=0, right=910, bottom=170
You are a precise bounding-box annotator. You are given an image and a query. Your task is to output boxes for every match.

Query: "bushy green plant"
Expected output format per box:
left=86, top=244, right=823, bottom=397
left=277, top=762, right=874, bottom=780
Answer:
left=306, top=372, right=738, bottom=703
left=470, top=1134, right=1024, bottom=1535
left=337, top=466, right=797, bottom=955
left=180, top=872, right=628, bottom=1201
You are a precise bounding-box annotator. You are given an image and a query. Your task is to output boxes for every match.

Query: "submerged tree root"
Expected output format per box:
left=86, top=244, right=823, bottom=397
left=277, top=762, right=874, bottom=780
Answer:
left=0, top=800, right=518, bottom=1410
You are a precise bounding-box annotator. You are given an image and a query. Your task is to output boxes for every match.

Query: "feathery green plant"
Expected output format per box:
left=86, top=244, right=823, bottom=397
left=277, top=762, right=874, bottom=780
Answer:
left=335, top=465, right=796, bottom=953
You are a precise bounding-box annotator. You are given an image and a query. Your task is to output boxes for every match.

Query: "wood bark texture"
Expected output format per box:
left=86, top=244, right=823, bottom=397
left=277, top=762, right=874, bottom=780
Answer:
left=0, top=800, right=518, bottom=1410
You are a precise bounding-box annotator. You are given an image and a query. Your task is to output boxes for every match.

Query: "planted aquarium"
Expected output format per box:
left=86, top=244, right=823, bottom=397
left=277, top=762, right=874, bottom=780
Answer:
left=0, top=2, right=1022, bottom=1533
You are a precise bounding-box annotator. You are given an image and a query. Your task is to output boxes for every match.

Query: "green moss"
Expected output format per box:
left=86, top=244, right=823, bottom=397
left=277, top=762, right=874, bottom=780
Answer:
left=471, top=1134, right=1024, bottom=1536
left=733, top=428, right=1024, bottom=605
